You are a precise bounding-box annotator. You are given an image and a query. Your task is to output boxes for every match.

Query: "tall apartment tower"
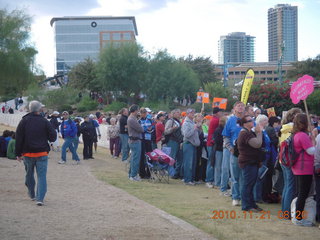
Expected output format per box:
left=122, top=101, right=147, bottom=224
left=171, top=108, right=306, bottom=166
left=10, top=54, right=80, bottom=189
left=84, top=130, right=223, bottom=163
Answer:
left=50, top=16, right=138, bottom=74
left=218, top=32, right=255, bottom=64
left=268, top=4, right=298, bottom=62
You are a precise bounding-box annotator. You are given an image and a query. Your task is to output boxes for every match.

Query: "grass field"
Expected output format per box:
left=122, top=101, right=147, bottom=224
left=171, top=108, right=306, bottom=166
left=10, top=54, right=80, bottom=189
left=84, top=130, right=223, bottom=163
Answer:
left=1, top=124, right=319, bottom=239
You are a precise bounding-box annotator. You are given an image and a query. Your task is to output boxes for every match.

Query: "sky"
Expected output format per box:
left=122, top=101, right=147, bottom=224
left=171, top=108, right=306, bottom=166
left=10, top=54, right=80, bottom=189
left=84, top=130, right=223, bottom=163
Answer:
left=2, top=0, right=320, bottom=76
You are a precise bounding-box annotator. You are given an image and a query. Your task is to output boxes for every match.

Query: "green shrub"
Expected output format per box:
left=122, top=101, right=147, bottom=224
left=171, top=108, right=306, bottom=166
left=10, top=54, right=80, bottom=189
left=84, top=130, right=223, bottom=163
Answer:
left=42, top=86, right=79, bottom=110
left=77, top=96, right=98, bottom=112
left=58, top=104, right=73, bottom=113
left=104, top=101, right=127, bottom=113
left=307, top=89, right=320, bottom=115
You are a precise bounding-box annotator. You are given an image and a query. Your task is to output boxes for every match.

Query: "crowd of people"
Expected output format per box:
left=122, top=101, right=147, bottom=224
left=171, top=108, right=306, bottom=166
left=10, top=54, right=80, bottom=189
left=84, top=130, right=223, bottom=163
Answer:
left=118, top=102, right=320, bottom=227
left=2, top=99, right=320, bottom=228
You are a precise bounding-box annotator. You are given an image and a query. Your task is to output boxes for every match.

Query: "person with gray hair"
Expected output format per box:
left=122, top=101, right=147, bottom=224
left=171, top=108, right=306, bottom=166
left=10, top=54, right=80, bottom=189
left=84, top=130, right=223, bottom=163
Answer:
left=107, top=117, right=120, bottom=158
left=16, top=100, right=57, bottom=206
left=181, top=108, right=200, bottom=185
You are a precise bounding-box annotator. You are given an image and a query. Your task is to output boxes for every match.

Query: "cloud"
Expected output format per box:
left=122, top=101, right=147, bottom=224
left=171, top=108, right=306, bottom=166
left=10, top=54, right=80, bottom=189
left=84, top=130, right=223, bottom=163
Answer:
left=2, top=0, right=100, bottom=16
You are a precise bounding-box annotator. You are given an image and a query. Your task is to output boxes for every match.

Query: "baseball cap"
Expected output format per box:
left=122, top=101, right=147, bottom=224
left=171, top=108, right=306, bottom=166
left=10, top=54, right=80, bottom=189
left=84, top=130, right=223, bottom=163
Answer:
left=62, top=111, right=69, bottom=115
left=157, top=113, right=165, bottom=119
left=52, top=111, right=60, bottom=115
left=212, top=107, right=223, bottom=114
left=89, top=114, right=95, bottom=119
left=145, top=107, right=152, bottom=112
left=186, top=108, right=195, bottom=114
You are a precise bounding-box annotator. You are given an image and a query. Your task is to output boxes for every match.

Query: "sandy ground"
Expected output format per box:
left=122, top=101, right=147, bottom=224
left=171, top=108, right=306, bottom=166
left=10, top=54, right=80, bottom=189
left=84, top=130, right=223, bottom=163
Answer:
left=0, top=150, right=214, bottom=240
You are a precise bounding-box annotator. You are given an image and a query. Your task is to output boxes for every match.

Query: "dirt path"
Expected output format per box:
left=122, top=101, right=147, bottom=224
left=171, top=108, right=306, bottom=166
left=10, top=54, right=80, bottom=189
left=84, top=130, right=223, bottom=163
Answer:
left=0, top=151, right=213, bottom=240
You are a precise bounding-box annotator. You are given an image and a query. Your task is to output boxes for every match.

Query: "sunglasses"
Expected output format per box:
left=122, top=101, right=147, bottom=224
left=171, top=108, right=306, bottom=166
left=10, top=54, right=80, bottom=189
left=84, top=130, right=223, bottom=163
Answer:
left=244, top=119, right=254, bottom=123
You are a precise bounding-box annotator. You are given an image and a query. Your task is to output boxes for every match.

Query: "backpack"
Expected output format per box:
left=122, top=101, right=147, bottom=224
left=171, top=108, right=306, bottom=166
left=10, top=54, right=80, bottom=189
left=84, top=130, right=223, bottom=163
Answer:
left=279, top=134, right=303, bottom=168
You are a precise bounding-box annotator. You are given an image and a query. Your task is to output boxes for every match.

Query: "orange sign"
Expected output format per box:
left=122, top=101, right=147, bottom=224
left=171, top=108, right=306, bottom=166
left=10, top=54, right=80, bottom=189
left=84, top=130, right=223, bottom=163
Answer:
left=212, top=98, right=227, bottom=110
left=196, top=92, right=210, bottom=103
left=267, top=107, right=276, bottom=117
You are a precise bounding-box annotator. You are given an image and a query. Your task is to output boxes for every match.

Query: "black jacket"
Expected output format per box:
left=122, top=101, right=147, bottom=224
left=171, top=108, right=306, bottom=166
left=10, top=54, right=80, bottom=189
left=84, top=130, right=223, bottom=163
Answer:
left=15, top=112, right=57, bottom=156
left=119, top=115, right=128, bottom=134
left=80, top=121, right=96, bottom=140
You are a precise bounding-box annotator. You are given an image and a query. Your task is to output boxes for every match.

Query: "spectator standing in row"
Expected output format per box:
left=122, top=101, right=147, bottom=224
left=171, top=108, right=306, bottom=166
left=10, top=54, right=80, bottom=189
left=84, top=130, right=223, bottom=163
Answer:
left=165, top=109, right=183, bottom=179
left=181, top=108, right=200, bottom=185
left=206, top=107, right=223, bottom=188
left=107, top=118, right=120, bottom=158
left=155, top=113, right=165, bottom=149
left=138, top=108, right=153, bottom=179
left=15, top=100, right=57, bottom=206
left=222, top=101, right=245, bottom=206
left=279, top=108, right=303, bottom=218
left=213, top=116, right=227, bottom=188
left=119, top=108, right=129, bottom=162
left=127, top=105, right=144, bottom=181
left=291, top=113, right=315, bottom=226
left=238, top=115, right=263, bottom=212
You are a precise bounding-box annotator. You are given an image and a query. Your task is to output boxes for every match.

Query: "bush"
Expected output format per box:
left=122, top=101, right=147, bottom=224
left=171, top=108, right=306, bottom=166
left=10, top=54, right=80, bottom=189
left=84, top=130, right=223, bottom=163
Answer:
left=77, top=96, right=98, bottom=112
left=307, top=89, right=320, bottom=115
left=58, top=104, right=73, bottom=113
left=104, top=101, right=127, bottom=113
left=142, top=101, right=170, bottom=112
left=42, top=86, right=79, bottom=110
left=248, top=80, right=303, bottom=116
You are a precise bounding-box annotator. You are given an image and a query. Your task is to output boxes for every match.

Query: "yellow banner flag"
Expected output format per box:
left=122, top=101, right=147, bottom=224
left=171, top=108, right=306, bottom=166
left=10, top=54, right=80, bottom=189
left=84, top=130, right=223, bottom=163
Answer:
left=240, top=68, right=255, bottom=105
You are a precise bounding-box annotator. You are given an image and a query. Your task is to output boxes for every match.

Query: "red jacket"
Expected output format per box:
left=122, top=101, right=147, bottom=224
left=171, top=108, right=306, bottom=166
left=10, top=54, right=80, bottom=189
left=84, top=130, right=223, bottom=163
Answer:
left=207, top=116, right=219, bottom=146
left=156, top=122, right=165, bottom=143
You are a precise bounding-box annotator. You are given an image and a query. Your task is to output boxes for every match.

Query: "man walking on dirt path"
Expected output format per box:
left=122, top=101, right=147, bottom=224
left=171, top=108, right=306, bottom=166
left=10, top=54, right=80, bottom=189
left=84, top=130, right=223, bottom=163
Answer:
left=15, top=100, right=57, bottom=206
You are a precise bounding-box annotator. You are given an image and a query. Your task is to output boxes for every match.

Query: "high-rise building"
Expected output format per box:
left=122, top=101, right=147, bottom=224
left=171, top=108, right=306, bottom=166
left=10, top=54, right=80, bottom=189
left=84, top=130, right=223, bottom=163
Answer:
left=50, top=16, right=138, bottom=74
left=268, top=4, right=298, bottom=62
left=218, top=32, right=255, bottom=64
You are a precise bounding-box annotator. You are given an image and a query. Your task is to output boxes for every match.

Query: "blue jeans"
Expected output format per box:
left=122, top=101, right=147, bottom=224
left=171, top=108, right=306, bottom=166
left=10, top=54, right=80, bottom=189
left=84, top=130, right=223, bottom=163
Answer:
left=205, top=146, right=214, bottom=183
left=281, top=164, right=296, bottom=215
left=61, top=137, right=80, bottom=161
left=254, top=165, right=266, bottom=202
left=24, top=156, right=48, bottom=202
left=73, top=137, right=79, bottom=152
left=128, top=140, right=141, bottom=178
left=220, top=148, right=231, bottom=192
left=119, top=134, right=129, bottom=161
left=214, top=150, right=223, bottom=187
left=241, top=164, right=259, bottom=211
left=167, top=140, right=182, bottom=177
left=230, top=154, right=242, bottom=200
left=183, top=142, right=196, bottom=183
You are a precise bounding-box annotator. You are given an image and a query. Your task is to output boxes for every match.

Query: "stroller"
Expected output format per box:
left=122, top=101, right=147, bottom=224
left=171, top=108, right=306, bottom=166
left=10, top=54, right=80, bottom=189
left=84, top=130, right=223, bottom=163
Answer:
left=145, top=148, right=175, bottom=183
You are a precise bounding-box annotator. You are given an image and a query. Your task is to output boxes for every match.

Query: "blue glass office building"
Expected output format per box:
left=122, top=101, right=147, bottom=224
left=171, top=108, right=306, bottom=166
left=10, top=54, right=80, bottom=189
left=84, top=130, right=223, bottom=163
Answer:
left=50, top=16, right=138, bottom=74
left=218, top=32, right=255, bottom=64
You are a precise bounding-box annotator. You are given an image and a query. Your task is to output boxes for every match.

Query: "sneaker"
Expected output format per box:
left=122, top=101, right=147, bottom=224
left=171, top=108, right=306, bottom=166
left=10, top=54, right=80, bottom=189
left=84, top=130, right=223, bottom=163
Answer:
left=58, top=160, right=66, bottom=164
left=129, top=176, right=141, bottom=181
left=292, top=218, right=314, bottom=227
left=244, top=208, right=260, bottom=213
left=122, top=160, right=128, bottom=164
left=254, top=206, right=263, bottom=212
left=72, top=161, right=80, bottom=165
left=221, top=190, right=231, bottom=197
left=232, top=199, right=241, bottom=206
left=36, top=201, right=44, bottom=206
left=184, top=182, right=195, bottom=186
left=206, top=182, right=214, bottom=188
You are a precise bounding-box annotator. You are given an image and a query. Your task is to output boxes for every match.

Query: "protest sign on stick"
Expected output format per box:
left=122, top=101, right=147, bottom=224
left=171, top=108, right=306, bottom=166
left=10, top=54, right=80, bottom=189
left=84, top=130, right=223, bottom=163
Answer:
left=290, top=74, right=314, bottom=130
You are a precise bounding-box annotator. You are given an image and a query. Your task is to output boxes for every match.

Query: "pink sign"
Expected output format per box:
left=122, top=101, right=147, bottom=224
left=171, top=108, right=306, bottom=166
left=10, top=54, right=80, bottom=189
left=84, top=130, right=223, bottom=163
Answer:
left=290, top=75, right=314, bottom=104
